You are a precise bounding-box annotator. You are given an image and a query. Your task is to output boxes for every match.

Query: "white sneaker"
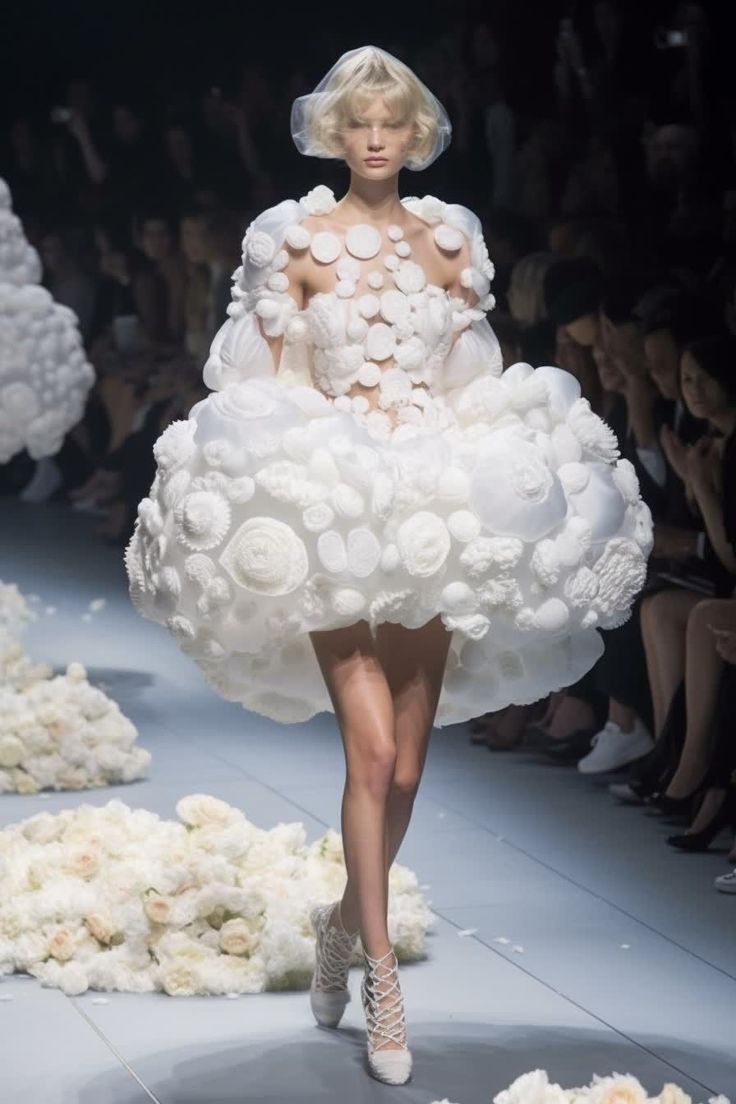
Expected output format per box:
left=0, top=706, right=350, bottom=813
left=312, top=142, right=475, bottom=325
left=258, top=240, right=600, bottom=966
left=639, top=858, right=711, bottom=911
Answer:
left=19, top=456, right=63, bottom=503
left=714, top=869, right=736, bottom=894
left=577, top=720, right=654, bottom=774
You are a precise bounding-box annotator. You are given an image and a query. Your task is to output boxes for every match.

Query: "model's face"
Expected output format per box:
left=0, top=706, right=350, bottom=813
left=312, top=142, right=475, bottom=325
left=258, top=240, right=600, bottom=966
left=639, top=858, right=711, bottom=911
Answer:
left=680, top=350, right=729, bottom=421
left=339, top=96, right=414, bottom=179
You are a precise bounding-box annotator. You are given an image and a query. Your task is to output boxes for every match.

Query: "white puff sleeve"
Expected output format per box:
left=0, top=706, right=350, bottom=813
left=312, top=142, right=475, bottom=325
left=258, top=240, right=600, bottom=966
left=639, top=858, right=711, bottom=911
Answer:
left=202, top=199, right=307, bottom=391
left=438, top=203, right=503, bottom=392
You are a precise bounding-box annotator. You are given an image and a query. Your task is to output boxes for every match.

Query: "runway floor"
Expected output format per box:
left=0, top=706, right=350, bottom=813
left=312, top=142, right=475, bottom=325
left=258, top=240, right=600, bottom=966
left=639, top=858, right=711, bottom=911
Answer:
left=1, top=499, right=734, bottom=1104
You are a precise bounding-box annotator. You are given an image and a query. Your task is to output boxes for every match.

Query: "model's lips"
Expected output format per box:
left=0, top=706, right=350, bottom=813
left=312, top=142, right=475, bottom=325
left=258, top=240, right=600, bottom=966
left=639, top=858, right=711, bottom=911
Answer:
left=365, top=158, right=388, bottom=164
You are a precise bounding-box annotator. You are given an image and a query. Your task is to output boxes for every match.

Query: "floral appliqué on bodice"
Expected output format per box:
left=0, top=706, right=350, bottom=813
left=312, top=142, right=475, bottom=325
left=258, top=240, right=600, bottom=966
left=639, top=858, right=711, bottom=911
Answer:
left=226, top=185, right=496, bottom=440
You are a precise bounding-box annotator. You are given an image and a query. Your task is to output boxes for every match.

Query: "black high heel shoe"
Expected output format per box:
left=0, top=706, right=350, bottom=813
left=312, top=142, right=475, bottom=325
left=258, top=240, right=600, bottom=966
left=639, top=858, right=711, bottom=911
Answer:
left=667, top=790, right=736, bottom=852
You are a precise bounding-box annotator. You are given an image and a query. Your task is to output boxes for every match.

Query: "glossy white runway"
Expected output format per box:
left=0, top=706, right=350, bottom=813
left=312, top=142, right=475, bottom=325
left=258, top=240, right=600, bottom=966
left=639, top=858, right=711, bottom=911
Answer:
left=1, top=500, right=734, bottom=1103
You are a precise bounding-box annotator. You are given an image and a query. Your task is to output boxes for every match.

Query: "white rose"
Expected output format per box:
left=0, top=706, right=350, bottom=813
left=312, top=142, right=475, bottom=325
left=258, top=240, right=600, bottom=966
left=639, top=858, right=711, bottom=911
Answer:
left=588, top=1073, right=648, bottom=1104
left=0, top=734, right=24, bottom=767
left=397, top=511, right=451, bottom=577
left=299, top=185, right=337, bottom=216
left=220, top=517, right=309, bottom=595
left=245, top=230, right=276, bottom=268
left=219, top=917, right=257, bottom=956
left=177, top=793, right=243, bottom=828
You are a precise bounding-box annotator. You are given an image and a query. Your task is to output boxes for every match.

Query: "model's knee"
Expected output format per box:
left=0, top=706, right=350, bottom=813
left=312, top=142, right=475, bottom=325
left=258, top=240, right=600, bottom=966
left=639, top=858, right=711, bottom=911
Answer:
left=345, top=737, right=397, bottom=796
left=389, top=769, right=420, bottom=802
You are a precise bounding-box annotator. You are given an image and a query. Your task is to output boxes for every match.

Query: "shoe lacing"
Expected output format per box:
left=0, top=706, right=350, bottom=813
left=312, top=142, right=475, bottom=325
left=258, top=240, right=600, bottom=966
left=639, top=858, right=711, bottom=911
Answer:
left=361, top=947, right=407, bottom=1053
left=313, top=903, right=358, bottom=993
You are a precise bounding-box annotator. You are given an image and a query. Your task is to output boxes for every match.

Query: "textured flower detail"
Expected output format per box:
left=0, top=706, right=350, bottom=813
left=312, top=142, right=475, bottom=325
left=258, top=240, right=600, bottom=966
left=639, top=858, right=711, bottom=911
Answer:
left=137, top=497, right=164, bottom=537
left=306, top=294, right=346, bottom=347
left=564, top=566, right=599, bottom=607
left=433, top=224, right=464, bottom=251
left=245, top=230, right=276, bottom=268
left=612, top=458, right=641, bottom=505
left=224, top=476, right=256, bottom=504
left=309, top=231, right=341, bottom=265
left=210, top=382, right=276, bottom=421
left=184, top=554, right=217, bottom=587
left=447, top=510, right=482, bottom=543
left=256, top=459, right=325, bottom=508
left=299, top=184, right=337, bottom=215
left=477, top=576, right=523, bottom=611
left=331, top=483, right=364, bottom=518
left=393, top=261, right=426, bottom=295
left=509, top=450, right=554, bottom=501
left=346, top=527, right=381, bottom=577
left=365, top=321, right=396, bottom=362
left=592, top=538, right=647, bottom=616
left=219, top=518, right=308, bottom=595
left=152, top=421, right=196, bottom=473
left=284, top=224, right=311, bottom=250
left=396, top=511, right=451, bottom=577
left=368, top=589, right=418, bottom=624
left=302, top=502, right=335, bottom=532
left=567, top=399, right=620, bottom=462
left=460, top=536, right=524, bottom=578
left=175, top=491, right=232, bottom=552
left=331, top=588, right=367, bottom=617
left=161, top=470, right=192, bottom=511
left=403, top=195, right=446, bottom=225
left=345, top=224, right=381, bottom=260
left=530, top=540, right=561, bottom=586
left=444, top=612, right=491, bottom=639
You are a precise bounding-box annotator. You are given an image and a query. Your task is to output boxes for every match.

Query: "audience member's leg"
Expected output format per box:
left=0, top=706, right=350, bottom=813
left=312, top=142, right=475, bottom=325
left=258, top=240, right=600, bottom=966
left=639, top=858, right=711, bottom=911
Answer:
left=666, top=599, right=735, bottom=798
left=640, top=588, right=701, bottom=737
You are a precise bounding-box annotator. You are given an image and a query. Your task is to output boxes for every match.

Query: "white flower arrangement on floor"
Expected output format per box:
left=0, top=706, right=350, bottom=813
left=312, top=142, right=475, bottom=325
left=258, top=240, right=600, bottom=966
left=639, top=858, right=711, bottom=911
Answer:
left=0, top=662, right=151, bottom=794
left=0, top=793, right=431, bottom=996
left=431, top=1070, right=729, bottom=1104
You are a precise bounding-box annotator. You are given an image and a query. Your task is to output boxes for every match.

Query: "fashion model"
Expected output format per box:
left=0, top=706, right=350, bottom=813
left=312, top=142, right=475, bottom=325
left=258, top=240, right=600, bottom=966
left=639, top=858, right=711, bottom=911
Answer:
left=125, top=46, right=653, bottom=1085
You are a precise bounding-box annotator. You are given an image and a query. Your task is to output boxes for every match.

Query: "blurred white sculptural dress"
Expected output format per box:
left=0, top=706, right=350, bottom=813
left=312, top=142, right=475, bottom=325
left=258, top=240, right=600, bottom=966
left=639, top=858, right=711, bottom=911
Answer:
left=125, top=184, right=653, bottom=725
left=0, top=178, right=94, bottom=464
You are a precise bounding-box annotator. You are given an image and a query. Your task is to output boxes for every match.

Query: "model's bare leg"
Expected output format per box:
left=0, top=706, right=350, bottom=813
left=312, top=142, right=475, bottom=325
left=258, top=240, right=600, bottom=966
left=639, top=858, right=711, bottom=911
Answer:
left=310, top=620, right=397, bottom=960
left=640, top=588, right=701, bottom=736
left=665, top=599, right=735, bottom=798
left=328, top=616, right=451, bottom=933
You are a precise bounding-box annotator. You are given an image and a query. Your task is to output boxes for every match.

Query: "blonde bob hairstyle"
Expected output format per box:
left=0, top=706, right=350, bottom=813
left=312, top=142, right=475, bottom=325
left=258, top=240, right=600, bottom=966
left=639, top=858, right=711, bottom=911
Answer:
left=290, top=45, right=452, bottom=172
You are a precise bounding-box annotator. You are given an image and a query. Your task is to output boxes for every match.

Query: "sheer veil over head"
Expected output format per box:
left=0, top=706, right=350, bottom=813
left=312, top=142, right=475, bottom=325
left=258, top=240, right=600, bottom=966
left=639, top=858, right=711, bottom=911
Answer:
left=290, top=45, right=452, bottom=171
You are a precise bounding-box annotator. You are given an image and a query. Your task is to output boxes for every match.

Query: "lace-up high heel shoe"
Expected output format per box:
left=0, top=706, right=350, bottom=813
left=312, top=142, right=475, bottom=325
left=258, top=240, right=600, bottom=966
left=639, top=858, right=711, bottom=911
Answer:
left=309, top=901, right=359, bottom=1027
left=361, top=946, right=412, bottom=1085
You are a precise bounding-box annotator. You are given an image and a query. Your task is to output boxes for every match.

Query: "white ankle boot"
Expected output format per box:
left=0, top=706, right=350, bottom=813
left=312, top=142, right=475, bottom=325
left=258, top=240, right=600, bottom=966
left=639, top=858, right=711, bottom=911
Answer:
left=309, top=900, right=359, bottom=1027
left=361, top=946, right=412, bottom=1085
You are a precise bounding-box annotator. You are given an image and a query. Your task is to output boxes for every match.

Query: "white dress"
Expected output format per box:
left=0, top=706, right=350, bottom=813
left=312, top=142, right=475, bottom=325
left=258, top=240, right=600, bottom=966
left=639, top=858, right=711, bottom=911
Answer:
left=125, top=185, right=653, bottom=724
left=0, top=178, right=94, bottom=462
